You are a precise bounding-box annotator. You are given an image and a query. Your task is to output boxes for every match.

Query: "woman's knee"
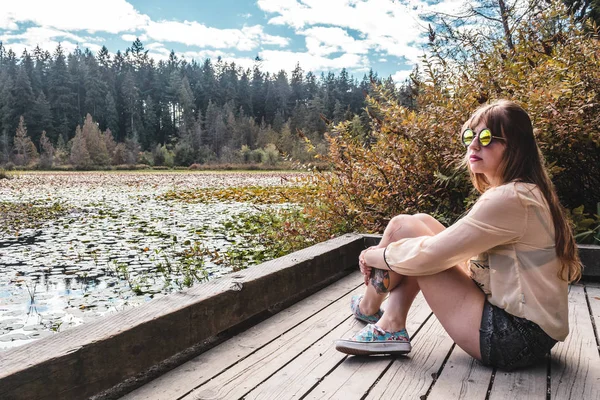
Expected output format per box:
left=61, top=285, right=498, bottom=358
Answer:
left=388, top=214, right=419, bottom=230
left=413, top=213, right=445, bottom=234
left=387, top=214, right=432, bottom=239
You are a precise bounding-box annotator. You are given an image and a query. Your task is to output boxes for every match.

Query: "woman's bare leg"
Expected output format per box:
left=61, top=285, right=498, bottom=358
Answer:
left=348, top=212, right=485, bottom=359
left=415, top=268, right=485, bottom=359
left=368, top=214, right=484, bottom=360
left=359, top=213, right=445, bottom=316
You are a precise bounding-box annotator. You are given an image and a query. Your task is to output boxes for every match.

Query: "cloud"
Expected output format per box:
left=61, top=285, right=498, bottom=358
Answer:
left=0, top=27, right=104, bottom=55
left=1, top=1, right=288, bottom=54
left=143, top=20, right=289, bottom=51
left=391, top=69, right=413, bottom=83
left=0, top=0, right=466, bottom=76
left=122, top=34, right=148, bottom=43
left=258, top=49, right=369, bottom=73
left=145, top=42, right=166, bottom=51
left=1, top=0, right=150, bottom=34
left=160, top=48, right=369, bottom=76
left=300, top=27, right=370, bottom=56
left=257, top=0, right=432, bottom=62
left=0, top=15, right=19, bottom=31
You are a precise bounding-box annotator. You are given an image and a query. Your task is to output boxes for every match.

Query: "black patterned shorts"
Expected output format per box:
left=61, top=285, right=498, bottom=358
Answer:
left=479, top=301, right=557, bottom=371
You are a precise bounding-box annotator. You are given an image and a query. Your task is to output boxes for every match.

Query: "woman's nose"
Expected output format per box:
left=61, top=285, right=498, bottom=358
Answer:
left=468, top=135, right=481, bottom=150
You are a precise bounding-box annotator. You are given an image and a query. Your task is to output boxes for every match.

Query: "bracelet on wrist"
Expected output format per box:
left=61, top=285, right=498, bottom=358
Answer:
left=383, top=246, right=393, bottom=271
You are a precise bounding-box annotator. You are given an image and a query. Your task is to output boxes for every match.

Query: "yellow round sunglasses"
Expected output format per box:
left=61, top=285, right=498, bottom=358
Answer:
left=462, top=128, right=506, bottom=147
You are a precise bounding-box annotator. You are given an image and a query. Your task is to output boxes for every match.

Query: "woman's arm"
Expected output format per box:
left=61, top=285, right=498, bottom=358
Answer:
left=365, top=185, right=528, bottom=276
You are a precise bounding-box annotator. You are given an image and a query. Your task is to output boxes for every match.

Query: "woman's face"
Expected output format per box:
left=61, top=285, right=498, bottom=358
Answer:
left=466, top=122, right=506, bottom=186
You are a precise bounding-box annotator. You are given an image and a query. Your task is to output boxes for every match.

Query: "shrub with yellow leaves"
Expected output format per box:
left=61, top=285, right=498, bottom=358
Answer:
left=302, top=1, right=600, bottom=237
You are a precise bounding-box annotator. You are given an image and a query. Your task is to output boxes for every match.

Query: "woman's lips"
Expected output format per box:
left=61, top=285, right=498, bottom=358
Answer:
left=469, top=155, right=482, bottom=162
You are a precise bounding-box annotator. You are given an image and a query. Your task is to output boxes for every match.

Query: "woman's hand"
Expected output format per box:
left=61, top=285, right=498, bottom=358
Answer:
left=359, top=247, right=376, bottom=285
left=359, top=246, right=389, bottom=285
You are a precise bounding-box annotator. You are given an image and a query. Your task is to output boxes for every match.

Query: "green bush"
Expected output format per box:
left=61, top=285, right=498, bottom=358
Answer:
left=261, top=144, right=280, bottom=166
left=152, top=144, right=175, bottom=167
left=174, top=142, right=195, bottom=166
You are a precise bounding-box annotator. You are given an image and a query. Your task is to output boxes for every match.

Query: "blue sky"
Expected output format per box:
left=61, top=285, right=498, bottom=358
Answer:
left=0, top=0, right=466, bottom=82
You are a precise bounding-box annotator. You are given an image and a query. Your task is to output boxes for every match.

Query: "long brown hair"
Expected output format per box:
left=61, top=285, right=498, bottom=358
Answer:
left=462, top=100, right=581, bottom=282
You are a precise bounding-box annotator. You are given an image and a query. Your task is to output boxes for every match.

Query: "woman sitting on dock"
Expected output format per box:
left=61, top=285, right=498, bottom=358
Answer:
left=335, top=100, right=581, bottom=370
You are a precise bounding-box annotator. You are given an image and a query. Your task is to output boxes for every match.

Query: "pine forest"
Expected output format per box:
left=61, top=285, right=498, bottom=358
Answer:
left=0, top=39, right=412, bottom=169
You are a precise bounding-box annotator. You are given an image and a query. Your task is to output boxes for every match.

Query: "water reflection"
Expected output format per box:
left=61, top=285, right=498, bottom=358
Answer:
left=1, top=172, right=292, bottom=350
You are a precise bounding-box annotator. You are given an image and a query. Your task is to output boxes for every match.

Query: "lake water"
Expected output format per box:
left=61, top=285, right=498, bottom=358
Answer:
left=0, top=171, right=299, bottom=350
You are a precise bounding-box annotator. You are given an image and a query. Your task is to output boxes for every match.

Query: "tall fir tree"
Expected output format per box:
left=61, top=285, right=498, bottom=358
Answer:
left=49, top=44, right=75, bottom=142
left=13, top=66, right=36, bottom=140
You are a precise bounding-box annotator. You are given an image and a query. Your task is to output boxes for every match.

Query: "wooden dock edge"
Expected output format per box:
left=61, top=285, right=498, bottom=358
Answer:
left=0, top=233, right=370, bottom=400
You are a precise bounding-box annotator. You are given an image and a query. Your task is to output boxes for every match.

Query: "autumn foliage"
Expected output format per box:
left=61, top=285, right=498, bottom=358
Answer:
left=304, top=2, right=600, bottom=236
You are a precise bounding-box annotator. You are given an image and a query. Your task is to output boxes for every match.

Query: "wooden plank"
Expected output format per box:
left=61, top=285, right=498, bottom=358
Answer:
left=489, top=361, right=547, bottom=400
left=428, top=345, right=492, bottom=400
left=243, top=293, right=429, bottom=400
left=121, top=272, right=363, bottom=400
left=242, top=316, right=365, bottom=400
left=550, top=284, right=600, bottom=400
left=587, top=284, right=600, bottom=344
left=303, top=293, right=434, bottom=400
left=180, top=285, right=368, bottom=400
left=364, top=316, right=454, bottom=400
left=1, top=234, right=366, bottom=400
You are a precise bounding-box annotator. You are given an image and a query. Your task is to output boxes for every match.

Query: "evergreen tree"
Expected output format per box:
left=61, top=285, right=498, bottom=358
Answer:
left=273, top=70, right=291, bottom=119
left=33, top=46, right=51, bottom=98
left=97, top=46, right=111, bottom=69
left=39, top=130, right=54, bottom=168
left=68, top=47, right=87, bottom=119
left=49, top=44, right=75, bottom=141
left=237, top=69, right=253, bottom=115
left=0, top=70, right=16, bottom=160
left=163, top=70, right=183, bottom=142
left=204, top=100, right=227, bottom=157
left=84, top=51, right=107, bottom=119
left=263, top=74, right=277, bottom=125
left=0, top=38, right=399, bottom=166
left=30, top=92, right=53, bottom=141
left=290, top=63, right=305, bottom=105
left=104, top=92, right=119, bottom=135
left=251, top=64, right=266, bottom=123
left=218, top=62, right=239, bottom=106
left=22, top=49, right=39, bottom=96
left=336, top=68, right=351, bottom=106
left=305, top=71, right=318, bottom=100
left=130, top=38, right=148, bottom=71
left=178, top=76, right=195, bottom=133
left=197, top=59, right=217, bottom=112
left=13, top=116, right=38, bottom=166
left=142, top=95, right=159, bottom=149
left=121, top=70, right=141, bottom=141
left=13, top=66, right=36, bottom=141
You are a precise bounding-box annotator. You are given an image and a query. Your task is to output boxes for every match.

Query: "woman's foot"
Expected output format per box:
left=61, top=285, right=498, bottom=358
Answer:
left=335, top=324, right=411, bottom=356
left=350, top=295, right=383, bottom=324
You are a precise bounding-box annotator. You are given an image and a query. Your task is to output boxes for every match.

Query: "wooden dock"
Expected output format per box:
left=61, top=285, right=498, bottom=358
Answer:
left=121, top=272, right=600, bottom=400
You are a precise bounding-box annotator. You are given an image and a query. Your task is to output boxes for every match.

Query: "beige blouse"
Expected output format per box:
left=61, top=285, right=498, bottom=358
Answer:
left=385, top=182, right=569, bottom=341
